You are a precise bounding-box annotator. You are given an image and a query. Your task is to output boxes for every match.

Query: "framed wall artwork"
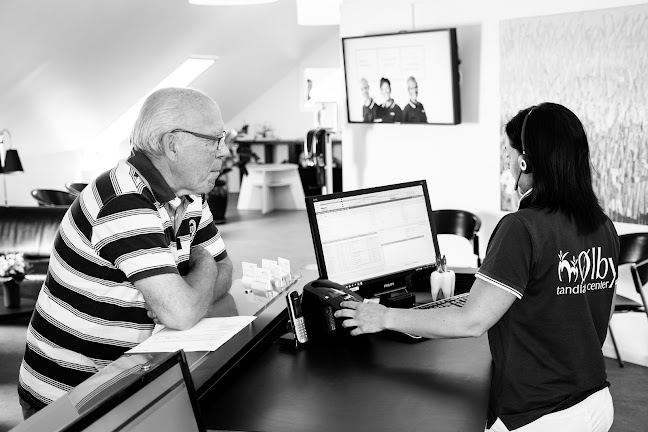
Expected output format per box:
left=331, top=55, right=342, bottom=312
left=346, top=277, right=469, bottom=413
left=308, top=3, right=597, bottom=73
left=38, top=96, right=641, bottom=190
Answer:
left=499, top=4, right=648, bottom=224
left=301, top=67, right=340, bottom=111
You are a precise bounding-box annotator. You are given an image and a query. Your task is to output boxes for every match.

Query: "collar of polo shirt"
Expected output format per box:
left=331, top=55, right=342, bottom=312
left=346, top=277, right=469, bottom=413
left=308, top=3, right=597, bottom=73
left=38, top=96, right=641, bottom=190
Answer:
left=128, top=150, right=178, bottom=205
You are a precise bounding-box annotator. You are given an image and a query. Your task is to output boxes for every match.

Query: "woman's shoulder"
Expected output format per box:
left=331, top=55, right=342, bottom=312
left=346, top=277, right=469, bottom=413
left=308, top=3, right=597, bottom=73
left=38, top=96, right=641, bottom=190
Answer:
left=491, top=211, right=532, bottom=238
left=495, top=208, right=559, bottom=236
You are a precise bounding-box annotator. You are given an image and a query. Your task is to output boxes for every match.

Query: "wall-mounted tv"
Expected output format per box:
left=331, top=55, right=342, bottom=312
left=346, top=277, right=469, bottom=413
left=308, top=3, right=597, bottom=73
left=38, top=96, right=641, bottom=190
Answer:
left=342, top=28, right=461, bottom=125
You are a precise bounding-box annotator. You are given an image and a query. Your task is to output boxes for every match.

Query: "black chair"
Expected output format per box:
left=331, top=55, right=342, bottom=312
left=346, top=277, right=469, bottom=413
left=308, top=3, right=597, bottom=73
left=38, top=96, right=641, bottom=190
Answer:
left=608, top=233, right=648, bottom=367
left=30, top=189, right=76, bottom=207
left=65, top=182, right=88, bottom=196
left=432, top=209, right=482, bottom=267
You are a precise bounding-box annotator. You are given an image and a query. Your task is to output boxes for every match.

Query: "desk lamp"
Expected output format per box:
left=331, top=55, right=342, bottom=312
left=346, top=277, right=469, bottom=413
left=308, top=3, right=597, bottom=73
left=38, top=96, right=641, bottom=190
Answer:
left=1, top=129, right=25, bottom=206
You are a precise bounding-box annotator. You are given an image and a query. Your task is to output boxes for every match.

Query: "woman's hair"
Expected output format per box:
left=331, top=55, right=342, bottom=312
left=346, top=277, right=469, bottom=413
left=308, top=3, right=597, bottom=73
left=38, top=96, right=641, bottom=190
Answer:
left=505, top=102, right=607, bottom=234
left=380, top=77, right=391, bottom=89
left=130, top=87, right=210, bottom=156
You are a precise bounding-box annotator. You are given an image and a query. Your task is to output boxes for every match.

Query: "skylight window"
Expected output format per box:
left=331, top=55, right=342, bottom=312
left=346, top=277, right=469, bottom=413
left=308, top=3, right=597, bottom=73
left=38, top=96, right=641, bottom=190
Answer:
left=81, top=58, right=215, bottom=177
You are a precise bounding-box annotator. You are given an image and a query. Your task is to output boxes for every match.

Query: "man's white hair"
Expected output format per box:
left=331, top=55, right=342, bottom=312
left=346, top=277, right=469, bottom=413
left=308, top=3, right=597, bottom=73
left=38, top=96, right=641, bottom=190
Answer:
left=130, top=87, right=213, bottom=156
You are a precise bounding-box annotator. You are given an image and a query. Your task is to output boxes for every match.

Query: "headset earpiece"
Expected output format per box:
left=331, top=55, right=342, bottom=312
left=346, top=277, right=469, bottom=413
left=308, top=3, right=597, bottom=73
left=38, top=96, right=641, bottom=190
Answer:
left=518, top=154, right=531, bottom=174
left=519, top=107, right=536, bottom=174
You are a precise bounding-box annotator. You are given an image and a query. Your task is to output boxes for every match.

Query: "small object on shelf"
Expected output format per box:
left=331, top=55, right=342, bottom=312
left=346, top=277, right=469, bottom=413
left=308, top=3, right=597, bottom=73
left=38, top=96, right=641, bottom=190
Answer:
left=2, top=279, right=21, bottom=309
left=430, top=255, right=456, bottom=301
left=0, top=252, right=28, bottom=308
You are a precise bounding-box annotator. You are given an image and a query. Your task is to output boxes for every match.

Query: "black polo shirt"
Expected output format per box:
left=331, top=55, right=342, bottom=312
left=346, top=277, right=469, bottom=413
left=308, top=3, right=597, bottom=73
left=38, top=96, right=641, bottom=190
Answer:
left=477, top=196, right=619, bottom=430
left=402, top=100, right=428, bottom=123
left=379, top=101, right=402, bottom=123
left=362, top=99, right=380, bottom=123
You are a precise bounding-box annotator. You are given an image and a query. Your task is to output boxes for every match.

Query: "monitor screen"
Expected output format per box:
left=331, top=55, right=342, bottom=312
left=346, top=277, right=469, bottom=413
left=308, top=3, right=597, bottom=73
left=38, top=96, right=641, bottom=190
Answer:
left=306, top=180, right=440, bottom=297
left=62, top=351, right=205, bottom=432
left=342, top=29, right=461, bottom=125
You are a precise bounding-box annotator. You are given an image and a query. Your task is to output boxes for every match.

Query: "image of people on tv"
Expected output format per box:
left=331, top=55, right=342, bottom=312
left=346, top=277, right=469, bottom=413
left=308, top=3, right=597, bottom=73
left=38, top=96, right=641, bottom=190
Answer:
left=359, top=77, right=381, bottom=123
left=355, top=76, right=433, bottom=124
left=378, top=77, right=402, bottom=123
left=343, top=29, right=459, bottom=125
left=402, top=76, right=428, bottom=123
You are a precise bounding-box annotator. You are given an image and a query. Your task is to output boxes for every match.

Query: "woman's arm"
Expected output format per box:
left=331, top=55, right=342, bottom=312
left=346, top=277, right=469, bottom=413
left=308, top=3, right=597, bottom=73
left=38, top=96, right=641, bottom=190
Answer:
left=336, top=278, right=517, bottom=338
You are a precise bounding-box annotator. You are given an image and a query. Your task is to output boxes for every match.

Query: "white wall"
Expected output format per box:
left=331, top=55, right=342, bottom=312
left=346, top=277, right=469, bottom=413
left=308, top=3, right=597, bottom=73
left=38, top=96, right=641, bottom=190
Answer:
left=224, top=34, right=343, bottom=186
left=223, top=35, right=342, bottom=192
left=340, top=0, right=648, bottom=366
left=225, top=36, right=342, bottom=141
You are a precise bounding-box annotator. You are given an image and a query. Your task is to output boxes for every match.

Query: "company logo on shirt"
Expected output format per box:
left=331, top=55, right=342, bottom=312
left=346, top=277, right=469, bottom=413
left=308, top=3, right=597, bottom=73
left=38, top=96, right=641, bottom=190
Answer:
left=556, top=247, right=616, bottom=296
left=189, top=219, right=197, bottom=243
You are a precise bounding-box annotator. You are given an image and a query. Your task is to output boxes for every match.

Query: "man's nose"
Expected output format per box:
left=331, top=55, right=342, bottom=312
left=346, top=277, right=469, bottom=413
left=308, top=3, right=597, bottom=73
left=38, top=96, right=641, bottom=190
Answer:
left=217, top=145, right=231, bottom=159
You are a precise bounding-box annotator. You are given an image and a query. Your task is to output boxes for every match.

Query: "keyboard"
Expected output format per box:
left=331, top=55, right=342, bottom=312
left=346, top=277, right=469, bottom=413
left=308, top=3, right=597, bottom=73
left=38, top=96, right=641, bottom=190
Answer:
left=389, top=292, right=470, bottom=342
left=413, top=292, right=469, bottom=310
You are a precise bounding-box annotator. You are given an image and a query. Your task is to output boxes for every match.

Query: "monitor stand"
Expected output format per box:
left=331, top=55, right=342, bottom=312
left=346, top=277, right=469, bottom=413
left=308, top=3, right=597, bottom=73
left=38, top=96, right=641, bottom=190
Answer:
left=378, top=288, right=415, bottom=309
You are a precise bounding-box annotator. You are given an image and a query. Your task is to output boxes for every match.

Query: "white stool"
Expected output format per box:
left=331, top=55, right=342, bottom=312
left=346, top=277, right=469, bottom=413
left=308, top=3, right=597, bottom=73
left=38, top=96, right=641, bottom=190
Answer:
left=237, top=164, right=306, bottom=214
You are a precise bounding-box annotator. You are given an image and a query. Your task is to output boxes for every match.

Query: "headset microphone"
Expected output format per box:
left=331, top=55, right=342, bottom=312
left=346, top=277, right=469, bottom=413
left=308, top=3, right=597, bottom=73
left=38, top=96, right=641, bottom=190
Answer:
left=514, top=169, right=523, bottom=192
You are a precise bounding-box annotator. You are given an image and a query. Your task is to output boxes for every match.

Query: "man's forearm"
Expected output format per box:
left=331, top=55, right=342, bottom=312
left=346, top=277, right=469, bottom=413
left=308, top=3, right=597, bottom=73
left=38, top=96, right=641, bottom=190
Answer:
left=140, top=254, right=233, bottom=329
left=211, top=257, right=233, bottom=303
left=183, top=254, right=232, bottom=302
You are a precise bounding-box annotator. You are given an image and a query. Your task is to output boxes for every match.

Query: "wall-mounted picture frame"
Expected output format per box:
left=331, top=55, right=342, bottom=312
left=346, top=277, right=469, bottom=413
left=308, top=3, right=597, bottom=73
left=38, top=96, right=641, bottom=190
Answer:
left=301, top=67, right=340, bottom=111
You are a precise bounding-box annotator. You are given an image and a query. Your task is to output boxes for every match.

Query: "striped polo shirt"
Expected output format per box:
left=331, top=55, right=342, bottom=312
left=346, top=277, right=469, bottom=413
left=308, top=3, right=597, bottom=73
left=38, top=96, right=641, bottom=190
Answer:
left=18, top=151, right=227, bottom=409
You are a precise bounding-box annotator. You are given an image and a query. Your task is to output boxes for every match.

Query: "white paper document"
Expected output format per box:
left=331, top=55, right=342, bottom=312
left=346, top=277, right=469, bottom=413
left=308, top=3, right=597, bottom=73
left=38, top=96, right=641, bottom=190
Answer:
left=127, top=316, right=256, bottom=354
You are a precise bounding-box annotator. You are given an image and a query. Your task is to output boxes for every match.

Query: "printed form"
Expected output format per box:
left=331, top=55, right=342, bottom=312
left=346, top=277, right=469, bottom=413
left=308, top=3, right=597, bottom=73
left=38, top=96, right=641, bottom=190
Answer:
left=127, top=316, right=257, bottom=353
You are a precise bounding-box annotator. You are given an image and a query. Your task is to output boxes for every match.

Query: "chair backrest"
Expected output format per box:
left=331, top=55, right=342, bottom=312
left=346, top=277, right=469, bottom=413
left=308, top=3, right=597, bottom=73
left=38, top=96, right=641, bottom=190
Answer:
left=619, top=233, right=648, bottom=295
left=65, top=182, right=88, bottom=196
left=0, top=206, right=68, bottom=257
left=432, top=209, right=482, bottom=265
left=631, top=257, right=648, bottom=296
left=31, top=189, right=76, bottom=206
left=433, top=209, right=481, bottom=238
left=618, top=233, right=648, bottom=266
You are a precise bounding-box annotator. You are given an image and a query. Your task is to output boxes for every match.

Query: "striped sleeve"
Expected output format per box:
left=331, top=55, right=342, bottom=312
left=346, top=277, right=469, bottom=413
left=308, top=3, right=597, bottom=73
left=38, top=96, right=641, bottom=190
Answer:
left=475, top=214, right=533, bottom=299
left=93, top=194, right=178, bottom=281
left=192, top=195, right=227, bottom=261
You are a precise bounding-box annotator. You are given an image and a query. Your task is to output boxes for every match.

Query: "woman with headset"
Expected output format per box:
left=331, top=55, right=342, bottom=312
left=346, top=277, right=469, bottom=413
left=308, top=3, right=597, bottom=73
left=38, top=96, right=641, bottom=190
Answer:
left=336, top=102, right=619, bottom=432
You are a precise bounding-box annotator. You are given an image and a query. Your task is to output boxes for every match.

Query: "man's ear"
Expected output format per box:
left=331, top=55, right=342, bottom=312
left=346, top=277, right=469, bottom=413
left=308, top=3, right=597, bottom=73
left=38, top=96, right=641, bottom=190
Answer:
left=161, top=132, right=179, bottom=162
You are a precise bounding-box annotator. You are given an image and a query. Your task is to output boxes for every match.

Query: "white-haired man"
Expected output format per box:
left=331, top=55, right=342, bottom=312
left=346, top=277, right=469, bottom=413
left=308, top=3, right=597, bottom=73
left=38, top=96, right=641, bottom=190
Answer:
left=402, top=76, right=428, bottom=123
left=18, top=87, right=233, bottom=418
left=360, top=77, right=380, bottom=122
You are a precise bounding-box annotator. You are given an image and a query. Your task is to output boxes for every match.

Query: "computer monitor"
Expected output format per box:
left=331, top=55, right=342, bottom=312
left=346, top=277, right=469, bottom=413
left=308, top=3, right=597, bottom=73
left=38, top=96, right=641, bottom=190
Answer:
left=306, top=180, right=440, bottom=298
left=61, top=350, right=205, bottom=432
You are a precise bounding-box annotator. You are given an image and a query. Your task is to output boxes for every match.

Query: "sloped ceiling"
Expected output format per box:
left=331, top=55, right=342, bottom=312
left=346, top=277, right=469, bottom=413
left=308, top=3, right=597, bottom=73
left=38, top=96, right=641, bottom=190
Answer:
left=0, top=0, right=339, bottom=157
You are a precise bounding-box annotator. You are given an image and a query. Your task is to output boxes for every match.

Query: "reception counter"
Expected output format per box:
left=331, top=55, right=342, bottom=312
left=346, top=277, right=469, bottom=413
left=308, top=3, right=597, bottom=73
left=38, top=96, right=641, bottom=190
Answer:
left=13, top=268, right=491, bottom=432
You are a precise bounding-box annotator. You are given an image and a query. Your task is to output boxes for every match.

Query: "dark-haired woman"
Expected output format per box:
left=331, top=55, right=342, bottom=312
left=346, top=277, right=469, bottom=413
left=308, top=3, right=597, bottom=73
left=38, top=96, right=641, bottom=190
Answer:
left=336, top=102, right=618, bottom=432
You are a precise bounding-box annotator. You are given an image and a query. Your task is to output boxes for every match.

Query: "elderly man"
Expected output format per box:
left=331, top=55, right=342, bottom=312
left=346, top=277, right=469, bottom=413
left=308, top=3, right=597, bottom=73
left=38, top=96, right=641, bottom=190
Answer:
left=359, top=77, right=380, bottom=122
left=402, top=76, right=428, bottom=123
left=17, top=87, right=233, bottom=417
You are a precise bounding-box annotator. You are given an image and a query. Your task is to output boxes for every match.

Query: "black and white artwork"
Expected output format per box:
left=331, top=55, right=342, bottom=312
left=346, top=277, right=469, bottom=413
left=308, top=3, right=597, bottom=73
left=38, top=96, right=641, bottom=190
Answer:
left=500, top=4, right=648, bottom=224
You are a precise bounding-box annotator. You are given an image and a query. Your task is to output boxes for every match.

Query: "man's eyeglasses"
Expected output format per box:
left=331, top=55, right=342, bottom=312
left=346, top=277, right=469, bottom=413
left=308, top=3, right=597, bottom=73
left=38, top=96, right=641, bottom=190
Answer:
left=169, top=129, right=227, bottom=150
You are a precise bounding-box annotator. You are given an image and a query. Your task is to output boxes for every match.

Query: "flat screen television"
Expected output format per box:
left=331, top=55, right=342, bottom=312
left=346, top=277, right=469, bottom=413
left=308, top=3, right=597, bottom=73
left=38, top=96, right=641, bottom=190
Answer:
left=305, top=180, right=441, bottom=299
left=342, top=28, right=461, bottom=125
